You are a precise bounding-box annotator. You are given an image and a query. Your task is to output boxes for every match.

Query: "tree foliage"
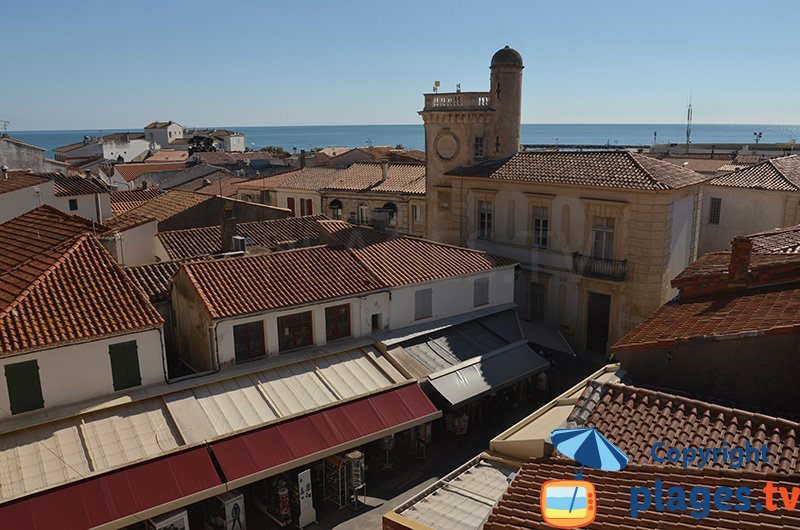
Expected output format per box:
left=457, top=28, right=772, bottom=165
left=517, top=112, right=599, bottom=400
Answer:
left=188, top=135, right=217, bottom=154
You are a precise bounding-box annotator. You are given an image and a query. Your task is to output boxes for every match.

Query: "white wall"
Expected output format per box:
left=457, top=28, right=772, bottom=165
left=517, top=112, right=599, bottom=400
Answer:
left=387, top=267, right=516, bottom=330
left=214, top=293, right=391, bottom=366
left=112, top=220, right=159, bottom=265
left=698, top=185, right=792, bottom=255
left=224, top=136, right=245, bottom=152
left=101, top=139, right=152, bottom=162
left=664, top=192, right=696, bottom=300
left=0, top=180, right=56, bottom=224
left=0, top=329, right=164, bottom=418
left=51, top=193, right=112, bottom=223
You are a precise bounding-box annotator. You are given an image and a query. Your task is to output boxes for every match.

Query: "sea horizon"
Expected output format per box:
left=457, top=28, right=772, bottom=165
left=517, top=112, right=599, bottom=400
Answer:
left=9, top=123, right=800, bottom=159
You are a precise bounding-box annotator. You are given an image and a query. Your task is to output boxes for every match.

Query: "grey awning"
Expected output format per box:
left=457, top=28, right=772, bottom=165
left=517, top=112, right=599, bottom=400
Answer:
left=426, top=340, right=551, bottom=408
left=521, top=321, right=575, bottom=356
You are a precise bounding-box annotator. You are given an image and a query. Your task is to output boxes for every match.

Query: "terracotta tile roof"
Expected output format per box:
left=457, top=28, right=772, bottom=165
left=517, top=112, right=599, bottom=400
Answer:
left=574, top=382, right=800, bottom=474
left=190, top=151, right=278, bottom=165
left=173, top=170, right=249, bottom=197
left=156, top=215, right=327, bottom=260
left=180, top=245, right=385, bottom=319
left=235, top=167, right=341, bottom=192
left=749, top=225, right=800, bottom=254
left=613, top=280, right=800, bottom=350
left=125, top=260, right=186, bottom=302
left=115, top=162, right=187, bottom=182
left=0, top=206, right=108, bottom=274
left=323, top=162, right=426, bottom=193
left=0, top=171, right=49, bottom=195
left=144, top=150, right=189, bottom=163
left=109, top=188, right=165, bottom=215
left=319, top=220, right=517, bottom=286
left=476, top=151, right=709, bottom=190
left=104, top=190, right=210, bottom=231
left=485, top=458, right=800, bottom=530
left=708, top=154, right=800, bottom=191
left=670, top=251, right=800, bottom=286
left=651, top=156, right=735, bottom=174
left=52, top=173, right=109, bottom=196
left=0, top=234, right=162, bottom=354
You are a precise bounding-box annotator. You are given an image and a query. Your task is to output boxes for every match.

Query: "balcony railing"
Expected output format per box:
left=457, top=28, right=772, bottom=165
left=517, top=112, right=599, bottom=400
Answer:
left=423, top=92, right=492, bottom=111
left=572, top=252, right=627, bottom=281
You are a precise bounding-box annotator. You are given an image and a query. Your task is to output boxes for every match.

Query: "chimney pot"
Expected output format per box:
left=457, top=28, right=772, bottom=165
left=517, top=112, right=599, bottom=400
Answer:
left=380, top=160, right=389, bottom=181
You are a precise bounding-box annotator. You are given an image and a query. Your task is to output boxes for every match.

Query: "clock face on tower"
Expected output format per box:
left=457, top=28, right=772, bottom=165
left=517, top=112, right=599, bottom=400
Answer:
left=435, top=132, right=459, bottom=160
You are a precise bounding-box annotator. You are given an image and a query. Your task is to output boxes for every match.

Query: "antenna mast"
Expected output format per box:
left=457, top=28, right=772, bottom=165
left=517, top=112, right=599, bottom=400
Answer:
left=685, top=95, right=692, bottom=154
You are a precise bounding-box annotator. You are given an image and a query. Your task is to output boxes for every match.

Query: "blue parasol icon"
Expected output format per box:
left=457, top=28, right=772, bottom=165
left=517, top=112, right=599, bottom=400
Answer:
left=551, top=427, right=628, bottom=474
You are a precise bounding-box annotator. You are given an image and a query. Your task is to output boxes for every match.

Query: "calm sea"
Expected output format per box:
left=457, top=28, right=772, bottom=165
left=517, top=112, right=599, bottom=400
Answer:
left=10, top=124, right=800, bottom=159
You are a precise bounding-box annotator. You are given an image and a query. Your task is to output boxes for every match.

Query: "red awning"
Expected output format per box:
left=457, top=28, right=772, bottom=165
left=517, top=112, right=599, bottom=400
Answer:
left=0, top=447, right=223, bottom=530
left=212, top=383, right=440, bottom=486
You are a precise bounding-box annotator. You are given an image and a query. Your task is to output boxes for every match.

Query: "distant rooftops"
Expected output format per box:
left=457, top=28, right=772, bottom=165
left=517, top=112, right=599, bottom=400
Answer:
left=708, top=154, right=800, bottom=191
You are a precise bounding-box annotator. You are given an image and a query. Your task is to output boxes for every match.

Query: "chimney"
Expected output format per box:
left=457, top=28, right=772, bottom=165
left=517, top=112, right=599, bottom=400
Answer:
left=221, top=204, right=237, bottom=253
left=299, top=149, right=306, bottom=169
left=380, top=160, right=389, bottom=181
left=1, top=165, right=7, bottom=179
left=84, top=169, right=92, bottom=179
left=728, top=236, right=752, bottom=282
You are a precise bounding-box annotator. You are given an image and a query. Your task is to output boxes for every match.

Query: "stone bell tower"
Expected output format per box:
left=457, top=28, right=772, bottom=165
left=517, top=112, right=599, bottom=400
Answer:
left=420, top=46, right=523, bottom=245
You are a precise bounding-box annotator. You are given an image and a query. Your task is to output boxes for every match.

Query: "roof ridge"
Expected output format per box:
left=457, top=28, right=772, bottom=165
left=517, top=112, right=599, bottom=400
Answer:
left=768, top=157, right=800, bottom=190
left=604, top=382, right=799, bottom=428
left=627, top=152, right=673, bottom=190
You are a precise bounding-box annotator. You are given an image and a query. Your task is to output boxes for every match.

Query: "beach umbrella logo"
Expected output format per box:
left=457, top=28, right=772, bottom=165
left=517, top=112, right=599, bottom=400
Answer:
left=540, top=427, right=628, bottom=528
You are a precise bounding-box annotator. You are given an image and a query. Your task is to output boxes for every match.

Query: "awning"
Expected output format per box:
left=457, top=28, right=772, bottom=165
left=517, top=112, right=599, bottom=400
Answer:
left=0, top=447, right=224, bottom=530
left=426, top=340, right=551, bottom=408
left=211, top=383, right=441, bottom=489
left=520, top=321, right=575, bottom=356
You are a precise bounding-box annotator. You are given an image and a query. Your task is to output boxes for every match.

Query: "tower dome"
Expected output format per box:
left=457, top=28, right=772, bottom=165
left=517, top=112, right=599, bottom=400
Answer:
left=491, top=46, right=524, bottom=68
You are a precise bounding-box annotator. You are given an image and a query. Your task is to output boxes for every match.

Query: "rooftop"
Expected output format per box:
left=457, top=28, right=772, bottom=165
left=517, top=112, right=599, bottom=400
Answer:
left=51, top=173, right=109, bottom=197
left=0, top=170, right=50, bottom=195
left=0, top=205, right=108, bottom=274
left=172, top=170, right=247, bottom=197
left=748, top=224, right=800, bottom=254
left=144, top=150, right=189, bottom=163
left=451, top=151, right=710, bottom=190
left=115, top=162, right=187, bottom=182
left=104, top=190, right=211, bottom=231
left=708, top=154, right=800, bottom=191
left=485, top=458, right=800, bottom=530
left=125, top=259, right=188, bottom=302
left=323, top=162, right=426, bottom=194
left=236, top=167, right=340, bottom=192
left=109, top=188, right=165, bottom=215
left=0, top=233, right=162, bottom=355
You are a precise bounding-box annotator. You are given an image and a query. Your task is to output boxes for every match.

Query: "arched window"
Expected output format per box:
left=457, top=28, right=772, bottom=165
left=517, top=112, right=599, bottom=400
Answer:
left=383, top=202, right=398, bottom=227
left=329, top=199, right=343, bottom=220
left=357, top=202, right=370, bottom=225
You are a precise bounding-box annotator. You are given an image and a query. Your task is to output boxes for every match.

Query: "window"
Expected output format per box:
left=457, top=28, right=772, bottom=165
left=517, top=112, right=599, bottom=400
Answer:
left=68, top=199, right=78, bottom=211
left=414, top=288, right=433, bottom=320
left=357, top=203, right=370, bottom=224
left=109, top=341, right=142, bottom=390
left=532, top=206, right=549, bottom=248
left=329, top=199, right=343, bottom=220
left=474, top=136, right=485, bottom=159
left=371, top=313, right=383, bottom=331
left=325, top=304, right=351, bottom=341
left=478, top=201, right=493, bottom=239
left=278, top=311, right=313, bottom=351
left=5, top=360, right=44, bottom=414
left=383, top=202, right=397, bottom=227
left=530, top=282, right=546, bottom=323
left=287, top=197, right=296, bottom=217
left=233, top=321, right=265, bottom=362
left=474, top=278, right=490, bottom=307
left=709, top=197, right=722, bottom=225
left=300, top=198, right=313, bottom=216
left=592, top=216, right=615, bottom=259
left=412, top=204, right=423, bottom=223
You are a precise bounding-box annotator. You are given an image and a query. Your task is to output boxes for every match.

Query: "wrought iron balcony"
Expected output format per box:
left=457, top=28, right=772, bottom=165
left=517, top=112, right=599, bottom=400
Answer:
left=572, top=252, right=627, bottom=281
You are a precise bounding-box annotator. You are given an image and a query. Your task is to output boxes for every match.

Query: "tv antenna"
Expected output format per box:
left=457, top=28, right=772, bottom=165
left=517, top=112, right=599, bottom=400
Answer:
left=433, top=80, right=440, bottom=93
left=0, top=120, right=9, bottom=137
left=685, top=93, right=692, bottom=153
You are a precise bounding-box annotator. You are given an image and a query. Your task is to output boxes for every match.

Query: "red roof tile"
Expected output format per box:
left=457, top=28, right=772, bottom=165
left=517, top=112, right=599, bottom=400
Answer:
left=576, top=382, right=800, bottom=475
left=748, top=225, right=800, bottom=254
left=105, top=190, right=210, bottom=231
left=109, top=188, right=165, bottom=215
left=236, top=167, right=339, bottom=192
left=144, top=150, right=189, bottom=163
left=0, top=234, right=162, bottom=354
left=709, top=155, right=800, bottom=191
left=0, top=171, right=50, bottom=195
left=323, top=162, right=425, bottom=193
left=52, top=173, right=109, bottom=196
left=477, top=151, right=710, bottom=190
left=115, top=162, right=187, bottom=182
left=486, top=458, right=800, bottom=530
left=181, top=246, right=385, bottom=319
left=0, top=206, right=108, bottom=274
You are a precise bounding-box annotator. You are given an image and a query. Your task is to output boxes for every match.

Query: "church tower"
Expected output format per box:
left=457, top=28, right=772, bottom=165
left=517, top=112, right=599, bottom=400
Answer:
left=420, top=46, right=523, bottom=244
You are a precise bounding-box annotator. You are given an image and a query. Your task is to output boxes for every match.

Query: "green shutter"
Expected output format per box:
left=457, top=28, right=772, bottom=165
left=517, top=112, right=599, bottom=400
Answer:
left=5, top=360, right=44, bottom=414
left=109, top=341, right=142, bottom=391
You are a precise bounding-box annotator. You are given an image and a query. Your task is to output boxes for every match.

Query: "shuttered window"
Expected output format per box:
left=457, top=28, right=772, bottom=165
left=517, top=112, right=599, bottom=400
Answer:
left=109, top=341, right=142, bottom=391
left=474, top=278, right=490, bottom=307
left=5, top=360, right=44, bottom=414
left=414, top=288, right=433, bottom=320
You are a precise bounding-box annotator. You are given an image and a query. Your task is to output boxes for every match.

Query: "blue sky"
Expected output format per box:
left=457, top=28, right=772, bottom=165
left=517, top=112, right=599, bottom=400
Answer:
left=4, top=0, right=799, bottom=130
